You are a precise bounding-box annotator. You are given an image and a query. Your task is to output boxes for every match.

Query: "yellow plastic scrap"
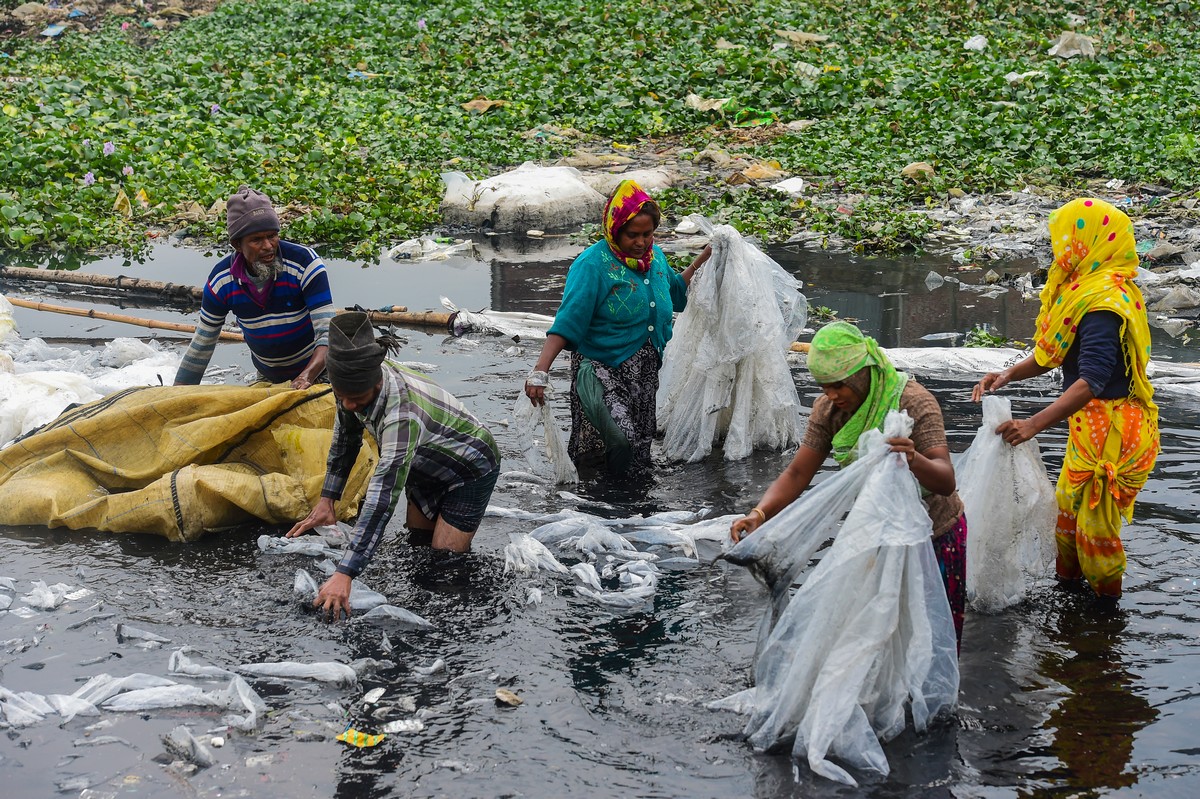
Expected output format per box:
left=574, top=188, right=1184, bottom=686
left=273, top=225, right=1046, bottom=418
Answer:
left=336, top=728, right=386, bottom=748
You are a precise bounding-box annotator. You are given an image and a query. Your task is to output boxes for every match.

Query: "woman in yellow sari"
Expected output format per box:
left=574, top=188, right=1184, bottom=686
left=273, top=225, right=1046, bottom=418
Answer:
left=972, top=198, right=1159, bottom=607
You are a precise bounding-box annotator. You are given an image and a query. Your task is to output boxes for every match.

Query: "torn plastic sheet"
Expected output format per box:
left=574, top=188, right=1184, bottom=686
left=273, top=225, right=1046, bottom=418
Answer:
left=657, top=217, right=806, bottom=461
left=503, top=533, right=570, bottom=576
left=358, top=604, right=435, bottom=630
left=724, top=412, right=958, bottom=786
left=957, top=396, right=1056, bottom=613
left=511, top=389, right=578, bottom=484
left=443, top=297, right=554, bottom=341
left=238, top=661, right=358, bottom=686
left=169, top=648, right=236, bottom=680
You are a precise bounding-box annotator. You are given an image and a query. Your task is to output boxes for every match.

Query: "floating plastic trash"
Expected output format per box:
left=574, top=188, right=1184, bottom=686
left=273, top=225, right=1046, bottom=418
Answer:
left=336, top=727, right=386, bottom=747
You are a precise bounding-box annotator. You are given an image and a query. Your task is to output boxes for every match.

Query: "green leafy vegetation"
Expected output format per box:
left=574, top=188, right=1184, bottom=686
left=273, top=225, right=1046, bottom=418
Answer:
left=1, top=0, right=1197, bottom=256
left=964, top=324, right=1012, bottom=348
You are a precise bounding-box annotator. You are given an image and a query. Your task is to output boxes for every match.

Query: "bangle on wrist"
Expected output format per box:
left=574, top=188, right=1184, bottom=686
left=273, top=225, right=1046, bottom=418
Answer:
left=750, top=507, right=767, bottom=524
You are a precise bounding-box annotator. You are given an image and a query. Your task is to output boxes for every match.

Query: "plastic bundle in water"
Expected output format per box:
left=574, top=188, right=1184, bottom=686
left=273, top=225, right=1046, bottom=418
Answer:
left=957, top=395, right=1057, bottom=613
left=512, top=390, right=578, bottom=484
left=440, top=162, right=605, bottom=232
left=657, top=217, right=807, bottom=461
left=725, top=412, right=959, bottom=786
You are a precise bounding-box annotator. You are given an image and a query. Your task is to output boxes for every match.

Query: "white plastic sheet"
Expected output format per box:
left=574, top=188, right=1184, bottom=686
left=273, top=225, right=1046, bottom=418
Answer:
left=511, top=390, right=578, bottom=485
left=724, top=412, right=959, bottom=785
left=503, top=533, right=570, bottom=576
left=957, top=396, right=1057, bottom=612
left=293, top=568, right=388, bottom=611
left=657, top=217, right=806, bottom=461
left=443, top=297, right=554, bottom=341
left=238, top=661, right=358, bottom=686
left=359, top=604, right=435, bottom=630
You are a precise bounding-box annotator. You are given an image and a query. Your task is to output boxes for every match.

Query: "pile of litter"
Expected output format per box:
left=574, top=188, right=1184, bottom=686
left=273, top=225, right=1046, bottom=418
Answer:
left=441, top=162, right=605, bottom=232
left=491, top=505, right=737, bottom=609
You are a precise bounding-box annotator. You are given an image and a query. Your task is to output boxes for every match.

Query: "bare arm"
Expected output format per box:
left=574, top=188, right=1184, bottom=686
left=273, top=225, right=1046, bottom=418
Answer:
left=997, top=378, right=1095, bottom=446
left=680, top=244, right=712, bottom=286
left=525, top=333, right=569, bottom=407
left=972, top=353, right=1054, bottom=402
left=292, top=345, right=327, bottom=390
left=730, top=445, right=825, bottom=542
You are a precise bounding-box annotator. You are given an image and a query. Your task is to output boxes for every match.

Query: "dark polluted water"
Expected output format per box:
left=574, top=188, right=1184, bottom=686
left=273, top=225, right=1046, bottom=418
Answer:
left=2, top=240, right=1200, bottom=798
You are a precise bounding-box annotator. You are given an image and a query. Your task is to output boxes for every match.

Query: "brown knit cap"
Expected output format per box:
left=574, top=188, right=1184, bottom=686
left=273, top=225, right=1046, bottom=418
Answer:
left=226, top=185, right=280, bottom=242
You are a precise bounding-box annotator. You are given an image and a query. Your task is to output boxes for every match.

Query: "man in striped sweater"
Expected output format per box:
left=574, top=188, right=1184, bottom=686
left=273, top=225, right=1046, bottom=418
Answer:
left=286, top=312, right=501, bottom=619
left=174, top=186, right=335, bottom=388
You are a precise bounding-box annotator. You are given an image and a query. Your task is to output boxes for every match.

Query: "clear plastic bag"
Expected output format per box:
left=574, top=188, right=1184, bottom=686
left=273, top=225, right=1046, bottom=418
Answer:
left=957, top=395, right=1057, bottom=613
left=512, top=388, right=578, bottom=484
left=657, top=217, right=807, bottom=461
left=724, top=412, right=959, bottom=786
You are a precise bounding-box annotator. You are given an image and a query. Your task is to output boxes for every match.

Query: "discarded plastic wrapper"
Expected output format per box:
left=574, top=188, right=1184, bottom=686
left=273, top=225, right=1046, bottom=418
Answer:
left=293, top=568, right=388, bottom=611
left=238, top=660, right=358, bottom=686
left=359, top=604, right=435, bottom=630
left=722, top=412, right=959, bottom=786
left=503, top=533, right=570, bottom=576
left=337, top=727, right=386, bottom=747
left=957, top=396, right=1056, bottom=612
left=657, top=216, right=807, bottom=462
left=386, top=236, right=474, bottom=261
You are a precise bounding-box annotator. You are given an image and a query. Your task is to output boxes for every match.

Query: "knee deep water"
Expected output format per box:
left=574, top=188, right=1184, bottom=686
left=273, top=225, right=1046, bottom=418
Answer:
left=2, top=240, right=1200, bottom=797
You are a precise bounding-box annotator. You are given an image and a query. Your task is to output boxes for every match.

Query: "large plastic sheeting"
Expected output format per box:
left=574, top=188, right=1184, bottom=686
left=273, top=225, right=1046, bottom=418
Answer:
left=957, top=396, right=1056, bottom=612
left=0, top=384, right=377, bottom=540
left=723, top=412, right=959, bottom=786
left=657, top=218, right=806, bottom=462
left=511, top=390, right=578, bottom=484
left=441, top=162, right=605, bottom=232
left=443, top=297, right=554, bottom=341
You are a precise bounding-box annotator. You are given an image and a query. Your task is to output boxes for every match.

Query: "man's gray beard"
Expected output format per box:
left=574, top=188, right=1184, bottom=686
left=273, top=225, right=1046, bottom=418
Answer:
left=246, top=254, right=281, bottom=285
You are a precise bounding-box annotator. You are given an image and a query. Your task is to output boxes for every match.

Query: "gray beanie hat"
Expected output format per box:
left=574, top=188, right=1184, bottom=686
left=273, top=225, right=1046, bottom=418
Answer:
left=327, top=312, right=397, bottom=394
left=226, top=185, right=280, bottom=242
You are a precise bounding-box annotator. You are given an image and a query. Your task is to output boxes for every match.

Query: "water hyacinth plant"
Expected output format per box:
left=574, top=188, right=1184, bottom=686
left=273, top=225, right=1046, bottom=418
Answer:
left=0, top=0, right=1196, bottom=255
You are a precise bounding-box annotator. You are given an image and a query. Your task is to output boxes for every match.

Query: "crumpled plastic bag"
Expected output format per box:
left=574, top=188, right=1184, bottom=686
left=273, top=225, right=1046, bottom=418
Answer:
left=957, top=396, right=1057, bottom=613
left=503, top=533, right=570, bottom=576
left=238, top=660, right=358, bottom=686
left=657, top=217, right=807, bottom=461
left=723, top=412, right=959, bottom=786
left=440, top=161, right=605, bottom=232
left=512, top=390, right=578, bottom=485
left=443, top=296, right=554, bottom=341
left=169, top=648, right=236, bottom=680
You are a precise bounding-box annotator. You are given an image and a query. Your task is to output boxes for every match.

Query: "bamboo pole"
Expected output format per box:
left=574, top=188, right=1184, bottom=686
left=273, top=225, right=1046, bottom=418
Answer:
left=7, top=298, right=245, bottom=342
left=0, top=266, right=203, bottom=301
left=361, top=309, right=451, bottom=329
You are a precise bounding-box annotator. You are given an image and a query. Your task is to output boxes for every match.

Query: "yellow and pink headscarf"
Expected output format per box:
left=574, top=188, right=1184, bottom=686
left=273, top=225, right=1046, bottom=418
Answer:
left=602, top=180, right=658, bottom=273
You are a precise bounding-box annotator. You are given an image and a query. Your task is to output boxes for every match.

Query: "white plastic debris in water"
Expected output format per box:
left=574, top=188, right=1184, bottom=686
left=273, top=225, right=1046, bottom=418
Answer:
left=0, top=300, right=181, bottom=448
left=102, top=675, right=267, bottom=731
left=0, top=294, right=17, bottom=344
left=574, top=524, right=636, bottom=559
left=924, top=270, right=945, bottom=291
left=20, top=580, right=67, bottom=610
left=257, top=534, right=340, bottom=558
left=657, top=217, right=807, bottom=462
left=359, top=604, right=435, bottom=630
left=1048, top=30, right=1095, bottom=59
left=293, top=568, right=388, bottom=611
left=238, top=661, right=358, bottom=686
left=169, top=648, right=236, bottom=680
left=503, top=533, right=570, bottom=576
left=723, top=412, right=959, bottom=787
left=441, top=162, right=606, bottom=231
left=963, top=34, right=988, bottom=51
left=442, top=297, right=555, bottom=341
left=386, top=236, right=475, bottom=262
left=382, top=718, right=425, bottom=733
left=957, top=396, right=1057, bottom=613
left=769, top=177, right=807, bottom=197
left=413, top=658, right=446, bottom=676
left=511, top=390, right=578, bottom=485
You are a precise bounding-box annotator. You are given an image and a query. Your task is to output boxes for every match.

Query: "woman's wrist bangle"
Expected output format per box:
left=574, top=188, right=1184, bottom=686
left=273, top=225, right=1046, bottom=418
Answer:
left=750, top=507, right=767, bottom=524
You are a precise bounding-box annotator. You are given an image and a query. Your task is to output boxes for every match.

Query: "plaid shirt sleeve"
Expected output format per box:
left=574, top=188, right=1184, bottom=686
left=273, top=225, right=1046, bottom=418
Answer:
left=335, top=412, right=420, bottom=577
left=321, top=406, right=365, bottom=501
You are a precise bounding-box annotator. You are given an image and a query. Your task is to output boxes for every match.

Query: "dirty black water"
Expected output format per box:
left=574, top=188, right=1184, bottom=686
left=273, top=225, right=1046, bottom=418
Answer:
left=2, top=240, right=1200, bottom=797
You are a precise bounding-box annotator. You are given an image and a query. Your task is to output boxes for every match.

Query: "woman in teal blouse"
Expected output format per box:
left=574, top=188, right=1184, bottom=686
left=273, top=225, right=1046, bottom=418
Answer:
left=525, top=180, right=710, bottom=477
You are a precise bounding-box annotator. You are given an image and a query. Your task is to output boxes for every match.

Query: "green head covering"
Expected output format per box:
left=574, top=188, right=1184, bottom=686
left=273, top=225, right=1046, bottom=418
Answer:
left=807, top=321, right=908, bottom=466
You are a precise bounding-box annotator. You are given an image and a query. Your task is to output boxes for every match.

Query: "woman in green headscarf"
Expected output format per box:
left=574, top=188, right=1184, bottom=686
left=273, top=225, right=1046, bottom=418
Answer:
left=730, top=321, right=968, bottom=645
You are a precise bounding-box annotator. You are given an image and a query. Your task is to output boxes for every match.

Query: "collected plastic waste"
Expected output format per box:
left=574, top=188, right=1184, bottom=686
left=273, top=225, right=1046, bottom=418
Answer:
left=956, top=396, right=1056, bottom=612
left=722, top=412, right=959, bottom=786
left=441, top=162, right=604, bottom=232
left=503, top=533, right=570, bottom=576
left=657, top=216, right=807, bottom=461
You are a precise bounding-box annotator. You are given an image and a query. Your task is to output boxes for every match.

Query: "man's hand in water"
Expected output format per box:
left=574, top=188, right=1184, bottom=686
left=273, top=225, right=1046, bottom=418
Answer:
left=314, top=572, right=352, bottom=621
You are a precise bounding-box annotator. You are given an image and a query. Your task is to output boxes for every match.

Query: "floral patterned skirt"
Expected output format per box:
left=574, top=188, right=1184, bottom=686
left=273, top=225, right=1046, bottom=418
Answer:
left=568, top=341, right=659, bottom=477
